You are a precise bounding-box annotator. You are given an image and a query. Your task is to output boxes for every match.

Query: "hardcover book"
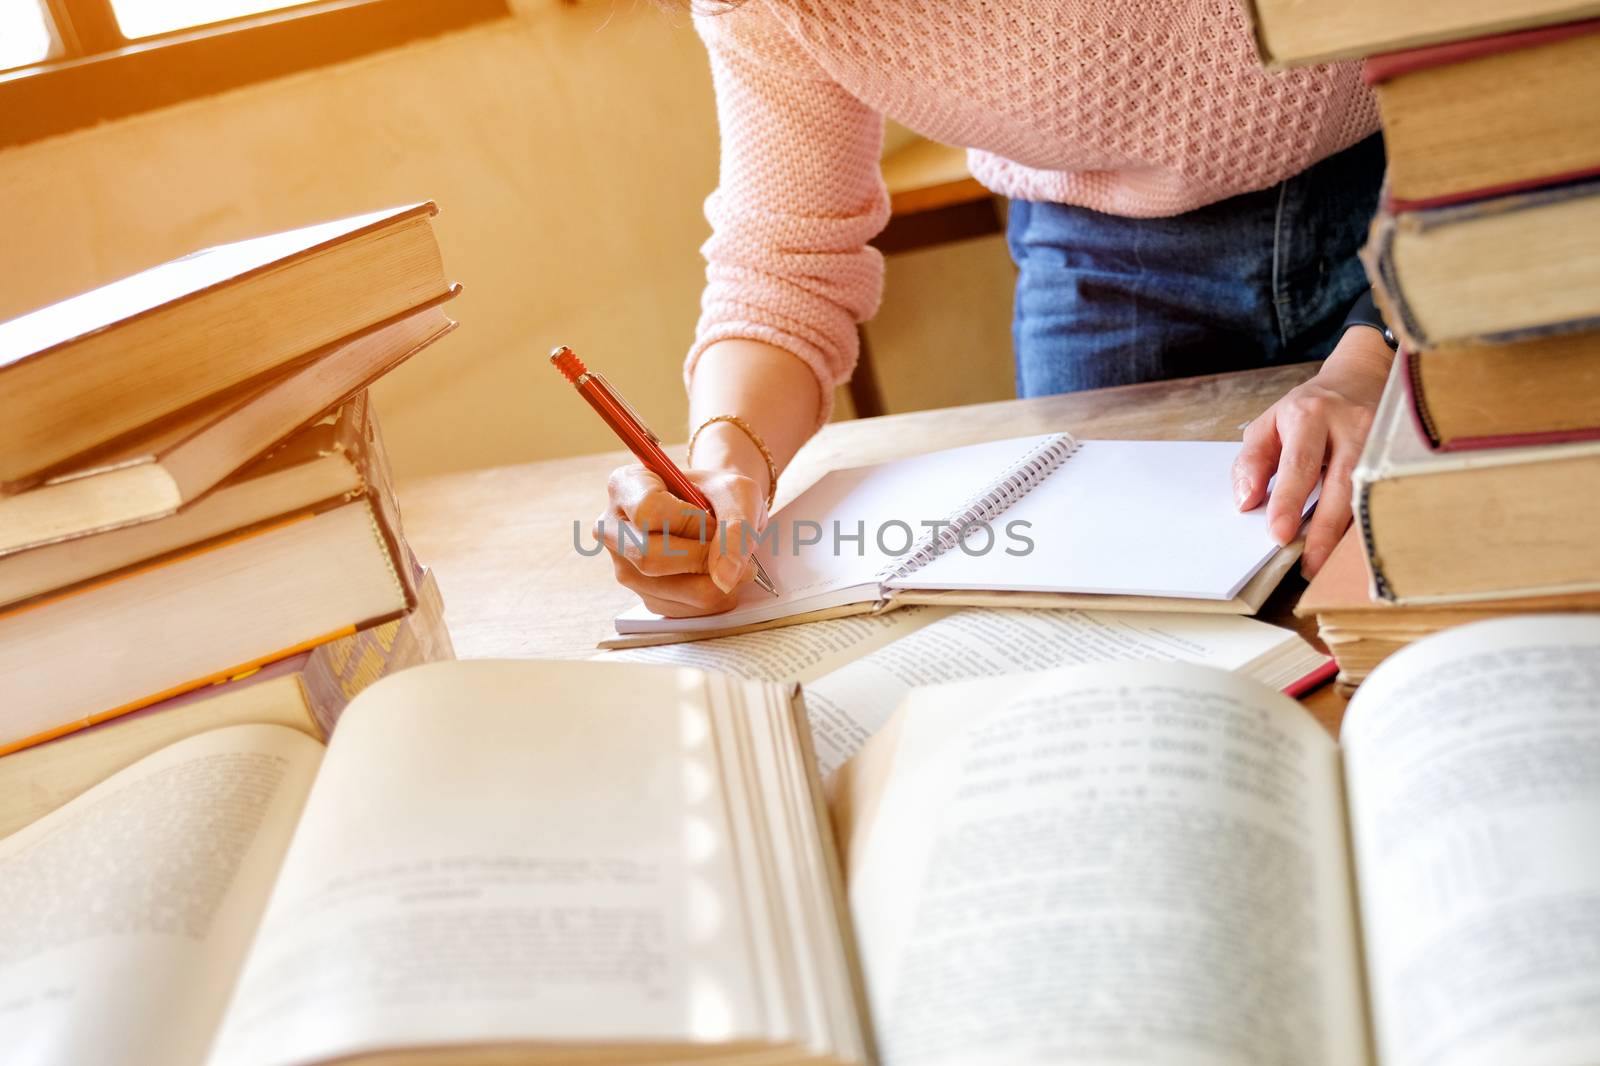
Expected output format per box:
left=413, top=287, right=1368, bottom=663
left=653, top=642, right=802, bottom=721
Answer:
left=0, top=569, right=452, bottom=840
left=0, top=203, right=450, bottom=492
left=1364, top=178, right=1600, bottom=351
left=0, top=297, right=455, bottom=557
left=0, top=400, right=419, bottom=755
left=1402, top=335, right=1600, bottom=451
left=1367, top=21, right=1600, bottom=210
left=1244, top=0, right=1600, bottom=66
left=1354, top=355, right=1600, bottom=603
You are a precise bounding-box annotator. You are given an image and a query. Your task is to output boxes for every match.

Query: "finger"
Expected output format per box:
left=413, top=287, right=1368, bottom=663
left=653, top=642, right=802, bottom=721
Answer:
left=1266, top=415, right=1329, bottom=546
left=610, top=555, right=740, bottom=616
left=699, top=477, right=766, bottom=595
left=599, top=526, right=713, bottom=578
left=1232, top=415, right=1281, bottom=512
left=1301, top=445, right=1359, bottom=577
left=608, top=466, right=710, bottom=536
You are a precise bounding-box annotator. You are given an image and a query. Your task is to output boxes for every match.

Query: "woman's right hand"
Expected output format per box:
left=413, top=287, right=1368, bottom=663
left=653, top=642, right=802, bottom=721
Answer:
left=599, top=463, right=769, bottom=618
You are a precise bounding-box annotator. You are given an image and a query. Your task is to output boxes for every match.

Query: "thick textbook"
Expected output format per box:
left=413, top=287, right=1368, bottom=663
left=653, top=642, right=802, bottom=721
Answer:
left=0, top=296, right=456, bottom=556
left=0, top=392, right=401, bottom=610
left=0, top=203, right=449, bottom=491
left=833, top=615, right=1600, bottom=1066
left=0, top=660, right=871, bottom=1066
left=605, top=603, right=1332, bottom=774
left=0, top=407, right=418, bottom=755
left=1403, top=335, right=1600, bottom=451
left=1294, top=528, right=1600, bottom=689
left=1354, top=355, right=1600, bottom=603
left=617, top=434, right=1312, bottom=636
left=1367, top=21, right=1600, bottom=210
left=1245, top=0, right=1600, bottom=66
left=0, top=569, right=451, bottom=840
left=1364, top=178, right=1600, bottom=351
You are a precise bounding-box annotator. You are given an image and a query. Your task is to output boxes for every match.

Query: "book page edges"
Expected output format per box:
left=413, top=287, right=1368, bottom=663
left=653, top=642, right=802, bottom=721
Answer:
left=788, top=685, right=880, bottom=1065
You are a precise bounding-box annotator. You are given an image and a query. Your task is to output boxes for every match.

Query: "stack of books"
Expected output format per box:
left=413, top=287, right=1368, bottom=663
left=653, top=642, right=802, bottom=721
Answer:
left=0, top=203, right=459, bottom=828
left=1251, top=6, right=1600, bottom=687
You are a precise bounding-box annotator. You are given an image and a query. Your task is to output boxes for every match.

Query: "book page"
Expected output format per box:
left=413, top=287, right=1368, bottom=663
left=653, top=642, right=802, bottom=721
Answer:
left=803, top=607, right=1307, bottom=776
left=847, top=663, right=1368, bottom=1066
left=898, top=440, right=1313, bottom=600
left=1342, top=616, right=1600, bottom=1066
left=611, top=605, right=1308, bottom=777
left=205, top=660, right=775, bottom=1066
left=0, top=725, right=322, bottom=1066
left=602, top=606, right=947, bottom=684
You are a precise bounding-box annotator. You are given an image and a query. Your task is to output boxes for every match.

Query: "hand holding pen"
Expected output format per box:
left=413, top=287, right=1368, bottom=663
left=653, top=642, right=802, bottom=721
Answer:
left=551, top=346, right=779, bottom=613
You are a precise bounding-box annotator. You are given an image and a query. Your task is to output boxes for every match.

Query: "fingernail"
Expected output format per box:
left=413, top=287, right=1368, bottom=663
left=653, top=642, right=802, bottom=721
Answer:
left=710, top=555, right=745, bottom=594
left=1270, top=515, right=1297, bottom=544
left=1234, top=478, right=1252, bottom=510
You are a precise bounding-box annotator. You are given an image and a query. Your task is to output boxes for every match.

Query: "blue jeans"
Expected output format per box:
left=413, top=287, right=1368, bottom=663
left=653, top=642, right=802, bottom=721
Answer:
left=1009, top=133, right=1385, bottom=396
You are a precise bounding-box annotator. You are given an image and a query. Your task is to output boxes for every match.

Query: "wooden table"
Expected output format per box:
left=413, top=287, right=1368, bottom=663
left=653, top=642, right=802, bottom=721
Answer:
left=399, top=363, right=1347, bottom=733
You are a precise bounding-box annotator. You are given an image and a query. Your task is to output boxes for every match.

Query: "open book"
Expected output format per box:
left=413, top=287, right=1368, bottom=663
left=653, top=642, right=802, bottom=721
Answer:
left=603, top=604, right=1332, bottom=776
left=2, top=661, right=870, bottom=1066
left=8, top=619, right=1598, bottom=1066
left=833, top=614, right=1600, bottom=1066
left=616, top=434, right=1314, bottom=636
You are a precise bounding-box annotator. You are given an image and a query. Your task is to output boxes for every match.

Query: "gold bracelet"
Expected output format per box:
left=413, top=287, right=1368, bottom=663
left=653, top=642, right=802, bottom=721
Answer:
left=686, top=414, right=778, bottom=510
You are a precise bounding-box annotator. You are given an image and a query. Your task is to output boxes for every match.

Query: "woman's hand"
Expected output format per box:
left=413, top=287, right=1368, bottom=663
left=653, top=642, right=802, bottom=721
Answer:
left=1232, top=327, right=1393, bottom=577
left=599, top=463, right=768, bottom=618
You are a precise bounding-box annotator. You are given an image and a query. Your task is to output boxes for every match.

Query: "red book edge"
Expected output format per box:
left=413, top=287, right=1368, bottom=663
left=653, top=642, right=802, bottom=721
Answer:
left=1364, top=18, right=1600, bottom=83
left=1283, top=659, right=1339, bottom=700
left=1387, top=165, right=1600, bottom=213
left=1436, top=426, right=1600, bottom=451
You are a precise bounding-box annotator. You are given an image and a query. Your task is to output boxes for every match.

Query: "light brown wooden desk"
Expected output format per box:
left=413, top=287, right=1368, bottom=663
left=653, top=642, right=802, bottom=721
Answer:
left=399, top=363, right=1347, bottom=734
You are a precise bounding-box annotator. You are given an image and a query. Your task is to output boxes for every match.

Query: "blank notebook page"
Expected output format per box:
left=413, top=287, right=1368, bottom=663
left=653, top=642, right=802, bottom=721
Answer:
left=891, top=440, right=1300, bottom=600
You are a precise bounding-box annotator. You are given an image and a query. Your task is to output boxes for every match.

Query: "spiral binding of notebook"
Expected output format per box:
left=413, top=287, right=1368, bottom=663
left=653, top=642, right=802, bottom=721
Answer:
left=875, top=432, right=1081, bottom=587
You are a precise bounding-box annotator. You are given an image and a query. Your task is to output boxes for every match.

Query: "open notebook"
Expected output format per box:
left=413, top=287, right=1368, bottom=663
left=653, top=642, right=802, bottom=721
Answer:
left=617, top=434, right=1315, bottom=636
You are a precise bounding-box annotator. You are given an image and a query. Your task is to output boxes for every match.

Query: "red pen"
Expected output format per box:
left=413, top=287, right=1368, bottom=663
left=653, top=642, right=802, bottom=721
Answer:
left=550, top=345, right=778, bottom=596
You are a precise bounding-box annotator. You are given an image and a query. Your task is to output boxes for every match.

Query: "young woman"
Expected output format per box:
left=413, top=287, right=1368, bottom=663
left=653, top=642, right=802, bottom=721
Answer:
left=600, top=1, right=1394, bottom=618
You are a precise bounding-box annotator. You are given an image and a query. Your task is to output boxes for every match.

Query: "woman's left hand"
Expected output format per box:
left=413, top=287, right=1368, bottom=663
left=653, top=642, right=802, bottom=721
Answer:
left=1232, top=327, right=1394, bottom=578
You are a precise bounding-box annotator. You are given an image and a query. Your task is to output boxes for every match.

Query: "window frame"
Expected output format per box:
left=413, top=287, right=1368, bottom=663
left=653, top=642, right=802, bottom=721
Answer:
left=0, top=0, right=511, bottom=148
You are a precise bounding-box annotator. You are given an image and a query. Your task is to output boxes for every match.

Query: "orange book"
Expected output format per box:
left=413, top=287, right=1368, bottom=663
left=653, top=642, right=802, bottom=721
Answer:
left=0, top=569, right=451, bottom=839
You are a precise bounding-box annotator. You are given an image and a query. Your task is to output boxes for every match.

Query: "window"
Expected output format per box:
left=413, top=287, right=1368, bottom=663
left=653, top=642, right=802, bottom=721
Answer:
left=0, top=0, right=510, bottom=147
left=111, top=0, right=322, bottom=39
left=0, top=0, right=55, bottom=70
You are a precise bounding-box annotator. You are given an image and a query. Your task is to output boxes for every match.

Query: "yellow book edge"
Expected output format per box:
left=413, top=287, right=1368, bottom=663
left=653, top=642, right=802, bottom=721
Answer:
left=0, top=624, right=356, bottom=758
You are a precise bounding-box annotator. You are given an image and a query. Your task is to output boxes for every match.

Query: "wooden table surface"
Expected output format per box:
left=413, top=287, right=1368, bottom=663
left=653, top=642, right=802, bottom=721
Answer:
left=399, top=362, right=1348, bottom=733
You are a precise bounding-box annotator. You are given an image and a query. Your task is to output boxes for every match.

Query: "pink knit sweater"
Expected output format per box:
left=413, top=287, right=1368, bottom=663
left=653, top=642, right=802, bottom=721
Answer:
left=687, top=1, right=1380, bottom=422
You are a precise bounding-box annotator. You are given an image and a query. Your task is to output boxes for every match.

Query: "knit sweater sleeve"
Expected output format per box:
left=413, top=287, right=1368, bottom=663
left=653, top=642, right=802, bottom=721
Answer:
left=688, top=7, right=889, bottom=427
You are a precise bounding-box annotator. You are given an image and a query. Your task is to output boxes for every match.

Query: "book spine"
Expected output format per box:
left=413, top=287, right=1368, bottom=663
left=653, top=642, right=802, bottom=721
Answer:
left=1402, top=351, right=1444, bottom=450
left=345, top=394, right=421, bottom=612
left=1360, top=209, right=1430, bottom=352
left=874, top=434, right=1080, bottom=588
left=1353, top=480, right=1397, bottom=603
